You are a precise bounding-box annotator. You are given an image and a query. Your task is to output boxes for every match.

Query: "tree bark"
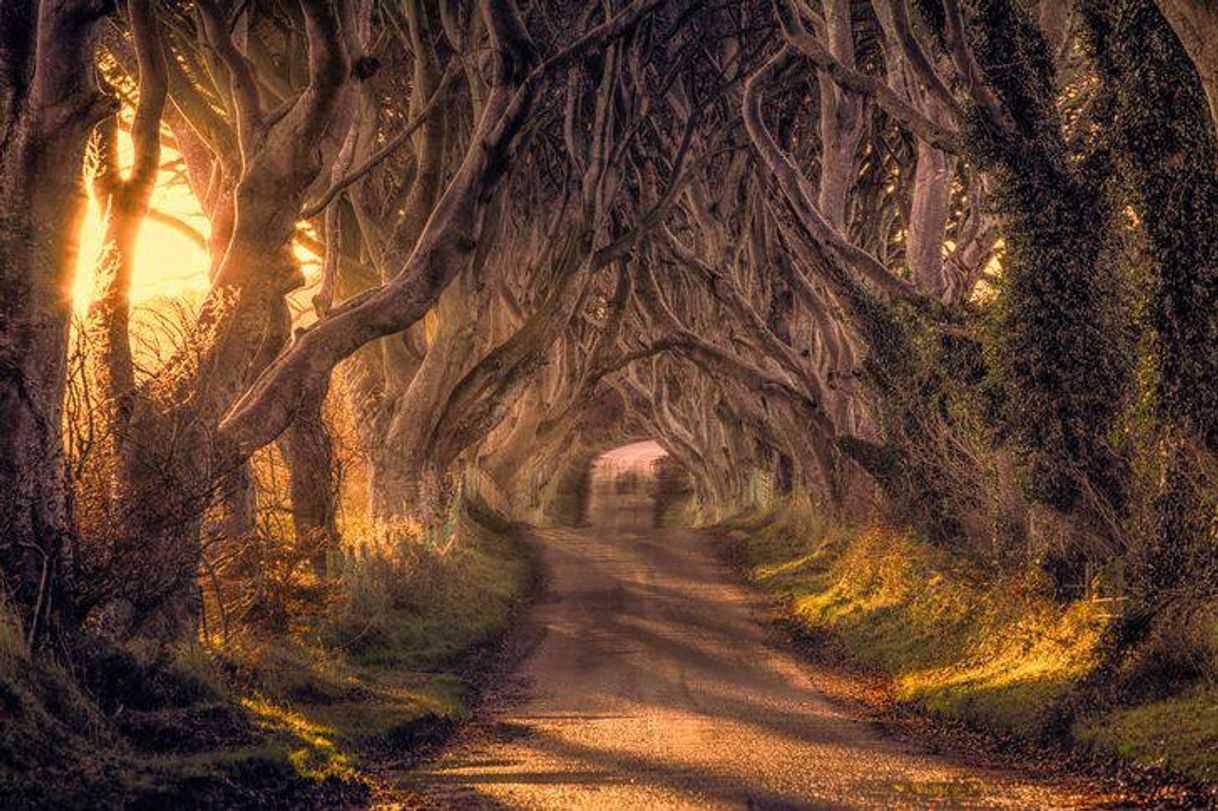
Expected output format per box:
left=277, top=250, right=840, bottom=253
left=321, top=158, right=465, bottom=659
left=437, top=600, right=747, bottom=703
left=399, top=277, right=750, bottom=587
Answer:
left=278, top=387, right=339, bottom=576
left=85, top=0, right=167, bottom=510
left=371, top=276, right=484, bottom=521
left=88, top=0, right=354, bottom=639
left=0, top=0, right=115, bottom=643
left=816, top=0, right=866, bottom=231
left=906, top=139, right=956, bottom=298
left=217, top=0, right=662, bottom=457
left=1155, top=0, right=1218, bottom=134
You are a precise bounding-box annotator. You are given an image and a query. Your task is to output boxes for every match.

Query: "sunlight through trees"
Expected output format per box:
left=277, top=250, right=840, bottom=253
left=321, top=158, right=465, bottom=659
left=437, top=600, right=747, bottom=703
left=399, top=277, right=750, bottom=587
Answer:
left=2, top=0, right=1217, bottom=805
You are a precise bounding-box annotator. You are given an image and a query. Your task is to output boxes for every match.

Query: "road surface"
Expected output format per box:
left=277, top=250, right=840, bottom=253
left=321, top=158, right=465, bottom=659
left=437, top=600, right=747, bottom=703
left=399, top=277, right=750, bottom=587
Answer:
left=381, top=467, right=1109, bottom=809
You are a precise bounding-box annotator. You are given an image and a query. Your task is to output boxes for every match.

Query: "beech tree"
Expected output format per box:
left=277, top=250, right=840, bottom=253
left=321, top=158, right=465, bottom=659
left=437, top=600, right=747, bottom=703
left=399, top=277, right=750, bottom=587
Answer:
left=3, top=0, right=1218, bottom=658
left=1, top=0, right=116, bottom=641
left=2, top=0, right=668, bottom=642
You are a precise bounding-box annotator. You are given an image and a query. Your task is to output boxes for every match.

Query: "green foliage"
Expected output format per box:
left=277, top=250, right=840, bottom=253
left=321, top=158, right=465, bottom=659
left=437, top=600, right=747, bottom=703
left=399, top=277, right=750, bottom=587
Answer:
left=1082, top=0, right=1218, bottom=449
left=982, top=177, right=1132, bottom=513
left=969, top=0, right=1062, bottom=152
left=834, top=282, right=991, bottom=547
left=1077, top=0, right=1218, bottom=609
left=965, top=0, right=1135, bottom=518
left=1132, top=438, right=1218, bottom=603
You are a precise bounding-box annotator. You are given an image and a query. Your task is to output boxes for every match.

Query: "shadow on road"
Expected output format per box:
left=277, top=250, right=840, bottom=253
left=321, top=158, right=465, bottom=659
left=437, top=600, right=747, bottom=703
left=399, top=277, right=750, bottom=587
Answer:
left=381, top=446, right=1112, bottom=810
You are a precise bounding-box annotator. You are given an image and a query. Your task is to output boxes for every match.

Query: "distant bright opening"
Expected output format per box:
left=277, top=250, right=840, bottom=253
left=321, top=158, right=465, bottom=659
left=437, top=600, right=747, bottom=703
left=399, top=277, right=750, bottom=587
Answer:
left=585, top=441, right=668, bottom=529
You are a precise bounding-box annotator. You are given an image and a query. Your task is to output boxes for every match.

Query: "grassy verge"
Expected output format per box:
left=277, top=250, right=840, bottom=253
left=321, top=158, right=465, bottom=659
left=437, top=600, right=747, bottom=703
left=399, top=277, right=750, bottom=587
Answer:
left=227, top=501, right=533, bottom=778
left=721, top=500, right=1218, bottom=788
left=1074, top=683, right=1218, bottom=783
left=1, top=502, right=534, bottom=809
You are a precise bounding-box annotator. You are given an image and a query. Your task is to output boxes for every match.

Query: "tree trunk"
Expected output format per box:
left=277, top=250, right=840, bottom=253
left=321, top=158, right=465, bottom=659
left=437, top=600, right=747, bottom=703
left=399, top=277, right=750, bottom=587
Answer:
left=214, top=463, right=257, bottom=542
left=372, top=279, right=482, bottom=521
left=367, top=455, right=419, bottom=523
left=278, top=388, right=340, bottom=576
left=816, top=0, right=865, bottom=232
left=85, top=0, right=166, bottom=513
left=906, top=140, right=957, bottom=298
left=0, top=0, right=113, bottom=642
left=484, top=385, right=544, bottom=489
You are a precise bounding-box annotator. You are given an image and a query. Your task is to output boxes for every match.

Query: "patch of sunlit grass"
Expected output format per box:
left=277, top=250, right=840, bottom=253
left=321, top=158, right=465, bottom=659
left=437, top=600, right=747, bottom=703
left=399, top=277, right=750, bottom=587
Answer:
left=897, top=599, right=1105, bottom=736
left=732, top=507, right=1111, bottom=739
left=241, top=697, right=358, bottom=783
left=208, top=502, right=531, bottom=775
left=321, top=505, right=528, bottom=668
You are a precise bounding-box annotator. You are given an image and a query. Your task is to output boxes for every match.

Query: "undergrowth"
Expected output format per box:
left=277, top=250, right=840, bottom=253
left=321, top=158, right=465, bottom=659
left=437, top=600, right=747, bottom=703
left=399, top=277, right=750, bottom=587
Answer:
left=1, top=500, right=533, bottom=809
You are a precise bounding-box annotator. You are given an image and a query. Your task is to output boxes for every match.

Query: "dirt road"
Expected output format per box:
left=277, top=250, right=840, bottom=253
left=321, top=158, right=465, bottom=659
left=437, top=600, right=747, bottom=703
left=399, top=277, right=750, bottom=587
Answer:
left=382, top=490, right=1107, bottom=809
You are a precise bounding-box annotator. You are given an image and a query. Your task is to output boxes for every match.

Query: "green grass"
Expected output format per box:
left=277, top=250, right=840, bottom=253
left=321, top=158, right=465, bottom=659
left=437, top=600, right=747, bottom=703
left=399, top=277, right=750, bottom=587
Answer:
left=1075, top=683, right=1218, bottom=783
left=725, top=503, right=1106, bottom=737
left=216, top=502, right=534, bottom=782
left=726, top=501, right=1218, bottom=785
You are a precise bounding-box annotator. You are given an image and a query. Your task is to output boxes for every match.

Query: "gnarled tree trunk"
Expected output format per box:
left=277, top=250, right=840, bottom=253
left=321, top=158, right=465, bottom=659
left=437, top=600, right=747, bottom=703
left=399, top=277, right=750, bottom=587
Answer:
left=0, top=0, right=114, bottom=643
left=278, top=387, right=339, bottom=576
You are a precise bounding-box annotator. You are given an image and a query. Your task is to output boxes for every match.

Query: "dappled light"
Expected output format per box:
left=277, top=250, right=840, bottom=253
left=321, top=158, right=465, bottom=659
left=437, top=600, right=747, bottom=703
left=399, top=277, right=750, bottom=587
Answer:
left=2, top=0, right=1217, bottom=807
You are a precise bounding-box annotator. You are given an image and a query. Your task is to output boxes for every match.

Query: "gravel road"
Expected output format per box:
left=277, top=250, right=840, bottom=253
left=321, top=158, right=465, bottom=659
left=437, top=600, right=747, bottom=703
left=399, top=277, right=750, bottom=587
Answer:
left=380, top=486, right=1111, bottom=809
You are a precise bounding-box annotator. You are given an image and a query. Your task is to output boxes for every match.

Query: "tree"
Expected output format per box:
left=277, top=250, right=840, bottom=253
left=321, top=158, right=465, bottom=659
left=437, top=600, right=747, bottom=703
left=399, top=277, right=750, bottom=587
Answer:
left=1, top=0, right=116, bottom=643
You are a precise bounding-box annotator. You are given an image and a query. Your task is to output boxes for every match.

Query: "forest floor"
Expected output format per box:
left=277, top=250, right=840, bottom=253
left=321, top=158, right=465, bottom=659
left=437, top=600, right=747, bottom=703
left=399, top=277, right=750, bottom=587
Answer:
left=10, top=494, right=1209, bottom=808
left=0, top=502, right=538, bottom=810
left=378, top=502, right=1136, bottom=809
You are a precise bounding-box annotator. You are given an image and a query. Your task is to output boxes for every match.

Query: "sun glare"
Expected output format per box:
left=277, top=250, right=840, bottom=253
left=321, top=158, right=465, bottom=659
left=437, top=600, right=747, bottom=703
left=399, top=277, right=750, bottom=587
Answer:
left=72, top=127, right=212, bottom=313
left=70, top=124, right=328, bottom=321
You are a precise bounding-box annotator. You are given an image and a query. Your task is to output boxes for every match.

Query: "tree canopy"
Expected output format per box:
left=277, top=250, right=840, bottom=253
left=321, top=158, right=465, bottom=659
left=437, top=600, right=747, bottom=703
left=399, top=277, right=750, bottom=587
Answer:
left=1, top=0, right=1216, bottom=691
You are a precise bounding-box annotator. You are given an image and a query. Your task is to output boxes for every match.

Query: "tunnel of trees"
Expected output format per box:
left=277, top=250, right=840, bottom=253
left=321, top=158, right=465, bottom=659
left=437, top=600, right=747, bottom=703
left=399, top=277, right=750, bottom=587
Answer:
left=2, top=0, right=1218, bottom=802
